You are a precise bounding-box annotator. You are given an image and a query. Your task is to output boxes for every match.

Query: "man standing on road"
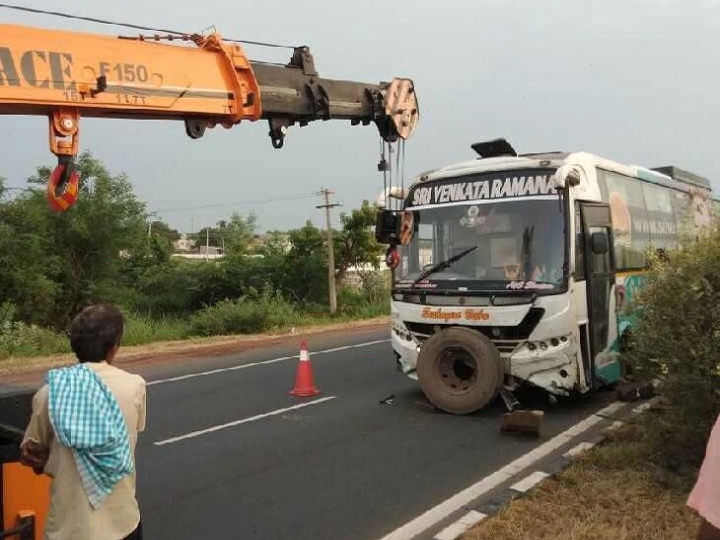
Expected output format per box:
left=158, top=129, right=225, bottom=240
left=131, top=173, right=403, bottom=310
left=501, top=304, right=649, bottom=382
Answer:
left=688, top=412, right=720, bottom=540
left=20, top=304, right=147, bottom=540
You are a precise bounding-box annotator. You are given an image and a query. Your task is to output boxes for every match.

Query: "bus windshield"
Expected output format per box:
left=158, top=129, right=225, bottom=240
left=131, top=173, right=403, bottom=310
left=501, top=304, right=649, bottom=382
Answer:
left=396, top=199, right=566, bottom=293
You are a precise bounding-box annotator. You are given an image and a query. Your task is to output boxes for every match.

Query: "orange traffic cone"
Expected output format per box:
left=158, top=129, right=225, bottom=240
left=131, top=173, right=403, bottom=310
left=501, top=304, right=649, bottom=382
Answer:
left=290, top=340, right=320, bottom=397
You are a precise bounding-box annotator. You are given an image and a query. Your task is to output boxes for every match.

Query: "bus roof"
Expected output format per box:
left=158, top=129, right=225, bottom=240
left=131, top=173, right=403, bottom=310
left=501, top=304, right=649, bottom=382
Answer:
left=413, top=144, right=713, bottom=197
left=650, top=165, right=712, bottom=190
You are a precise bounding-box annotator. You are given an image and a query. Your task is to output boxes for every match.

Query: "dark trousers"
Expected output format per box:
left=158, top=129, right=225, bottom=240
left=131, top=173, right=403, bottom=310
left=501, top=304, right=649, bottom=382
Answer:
left=121, top=521, right=142, bottom=540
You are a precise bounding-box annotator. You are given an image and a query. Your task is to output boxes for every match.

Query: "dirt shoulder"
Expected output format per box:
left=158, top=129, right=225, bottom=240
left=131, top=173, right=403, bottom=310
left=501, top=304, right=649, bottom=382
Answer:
left=464, top=421, right=700, bottom=540
left=0, top=316, right=390, bottom=385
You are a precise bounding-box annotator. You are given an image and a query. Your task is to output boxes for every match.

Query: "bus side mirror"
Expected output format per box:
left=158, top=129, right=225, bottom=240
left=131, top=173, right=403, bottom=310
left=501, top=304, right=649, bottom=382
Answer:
left=591, top=231, right=609, bottom=254
left=553, top=165, right=582, bottom=189
left=375, top=210, right=398, bottom=244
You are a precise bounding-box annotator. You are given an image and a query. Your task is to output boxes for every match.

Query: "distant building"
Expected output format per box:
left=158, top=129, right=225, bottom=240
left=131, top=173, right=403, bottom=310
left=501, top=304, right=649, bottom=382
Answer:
left=198, top=245, right=223, bottom=256
left=171, top=234, right=225, bottom=260
left=171, top=252, right=224, bottom=261
left=173, top=234, right=196, bottom=253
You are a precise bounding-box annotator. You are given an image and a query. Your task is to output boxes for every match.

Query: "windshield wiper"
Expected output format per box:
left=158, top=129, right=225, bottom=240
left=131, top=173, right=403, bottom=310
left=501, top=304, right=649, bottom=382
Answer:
left=412, top=246, right=478, bottom=286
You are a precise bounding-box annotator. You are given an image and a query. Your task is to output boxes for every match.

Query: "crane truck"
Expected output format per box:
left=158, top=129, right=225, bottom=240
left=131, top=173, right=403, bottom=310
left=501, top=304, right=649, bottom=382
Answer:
left=0, top=19, right=419, bottom=540
left=0, top=22, right=419, bottom=210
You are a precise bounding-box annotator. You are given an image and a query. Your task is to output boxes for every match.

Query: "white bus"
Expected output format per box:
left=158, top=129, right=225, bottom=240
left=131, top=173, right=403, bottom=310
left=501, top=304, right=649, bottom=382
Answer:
left=378, top=139, right=714, bottom=414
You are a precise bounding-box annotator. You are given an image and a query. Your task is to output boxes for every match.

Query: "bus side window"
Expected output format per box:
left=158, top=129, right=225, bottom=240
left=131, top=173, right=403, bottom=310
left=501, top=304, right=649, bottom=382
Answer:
left=575, top=204, right=585, bottom=280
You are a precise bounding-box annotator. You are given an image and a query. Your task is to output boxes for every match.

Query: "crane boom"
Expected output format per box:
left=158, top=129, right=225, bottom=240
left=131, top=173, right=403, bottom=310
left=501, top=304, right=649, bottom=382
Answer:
left=0, top=23, right=419, bottom=209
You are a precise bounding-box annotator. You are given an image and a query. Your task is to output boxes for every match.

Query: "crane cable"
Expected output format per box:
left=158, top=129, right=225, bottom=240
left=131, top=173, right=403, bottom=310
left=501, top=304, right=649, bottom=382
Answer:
left=401, top=139, right=406, bottom=208
left=395, top=139, right=402, bottom=212
left=0, top=3, right=298, bottom=49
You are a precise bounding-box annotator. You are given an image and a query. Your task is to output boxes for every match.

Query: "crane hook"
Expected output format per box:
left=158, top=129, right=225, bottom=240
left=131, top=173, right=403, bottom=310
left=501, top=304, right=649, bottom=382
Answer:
left=270, top=132, right=285, bottom=149
left=268, top=118, right=289, bottom=149
left=47, top=156, right=79, bottom=212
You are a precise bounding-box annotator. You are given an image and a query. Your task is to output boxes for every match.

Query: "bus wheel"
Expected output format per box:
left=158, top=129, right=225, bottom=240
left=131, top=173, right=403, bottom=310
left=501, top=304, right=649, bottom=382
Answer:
left=416, top=327, right=504, bottom=415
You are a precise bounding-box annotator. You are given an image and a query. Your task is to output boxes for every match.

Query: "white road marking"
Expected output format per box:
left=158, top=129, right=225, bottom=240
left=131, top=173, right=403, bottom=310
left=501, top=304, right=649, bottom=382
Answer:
left=374, top=400, right=625, bottom=540
left=147, top=339, right=390, bottom=387
left=632, top=402, right=652, bottom=415
left=563, top=441, right=595, bottom=459
left=433, top=510, right=487, bottom=540
left=510, top=471, right=550, bottom=493
left=154, top=396, right=337, bottom=446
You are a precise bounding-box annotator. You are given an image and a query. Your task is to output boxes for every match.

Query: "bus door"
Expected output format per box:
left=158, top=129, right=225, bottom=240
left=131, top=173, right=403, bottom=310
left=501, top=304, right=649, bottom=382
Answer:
left=579, top=202, right=616, bottom=387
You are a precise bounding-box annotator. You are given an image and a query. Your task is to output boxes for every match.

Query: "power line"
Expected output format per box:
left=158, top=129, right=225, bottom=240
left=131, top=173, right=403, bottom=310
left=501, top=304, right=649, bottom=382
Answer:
left=0, top=3, right=297, bottom=49
left=151, top=192, right=319, bottom=213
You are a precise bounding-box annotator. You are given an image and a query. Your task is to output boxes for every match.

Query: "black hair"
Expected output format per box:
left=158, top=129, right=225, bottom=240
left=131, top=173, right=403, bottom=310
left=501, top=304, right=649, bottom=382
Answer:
left=69, top=304, right=124, bottom=363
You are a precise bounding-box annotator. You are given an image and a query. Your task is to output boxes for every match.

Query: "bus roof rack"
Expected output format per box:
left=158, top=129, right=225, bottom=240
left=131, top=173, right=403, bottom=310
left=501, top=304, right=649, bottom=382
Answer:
left=471, top=138, right=518, bottom=158
left=651, top=166, right=711, bottom=190
left=518, top=151, right=569, bottom=159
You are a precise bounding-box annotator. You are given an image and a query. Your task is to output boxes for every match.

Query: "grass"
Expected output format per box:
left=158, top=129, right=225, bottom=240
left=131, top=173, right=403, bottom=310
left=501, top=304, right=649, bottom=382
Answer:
left=0, top=295, right=390, bottom=361
left=0, top=320, right=71, bottom=359
left=464, top=421, right=701, bottom=540
left=122, top=313, right=188, bottom=346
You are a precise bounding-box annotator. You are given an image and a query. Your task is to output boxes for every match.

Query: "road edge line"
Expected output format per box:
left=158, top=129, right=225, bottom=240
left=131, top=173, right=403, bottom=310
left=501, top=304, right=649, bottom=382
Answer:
left=375, top=400, right=625, bottom=540
left=433, top=510, right=487, bottom=540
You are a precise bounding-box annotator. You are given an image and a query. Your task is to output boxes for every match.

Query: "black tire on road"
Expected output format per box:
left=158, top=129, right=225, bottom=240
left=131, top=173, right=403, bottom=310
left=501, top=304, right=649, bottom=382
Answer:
left=416, top=327, right=504, bottom=415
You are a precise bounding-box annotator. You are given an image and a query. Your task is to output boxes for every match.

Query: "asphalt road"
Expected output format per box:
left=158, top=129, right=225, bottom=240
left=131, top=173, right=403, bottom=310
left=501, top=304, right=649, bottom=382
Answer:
left=125, top=325, right=617, bottom=540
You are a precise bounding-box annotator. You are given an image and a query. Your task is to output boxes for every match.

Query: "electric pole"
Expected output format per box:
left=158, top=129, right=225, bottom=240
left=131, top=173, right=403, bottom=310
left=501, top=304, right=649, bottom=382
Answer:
left=317, top=188, right=341, bottom=313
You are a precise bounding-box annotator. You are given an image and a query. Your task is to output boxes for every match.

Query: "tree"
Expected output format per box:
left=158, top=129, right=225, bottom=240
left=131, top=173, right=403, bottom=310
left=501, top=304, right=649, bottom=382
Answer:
left=280, top=220, right=328, bottom=304
left=149, top=220, right=181, bottom=245
left=2, top=151, right=148, bottom=328
left=193, top=226, right=222, bottom=249
left=290, top=220, right=326, bottom=258
left=335, top=200, right=384, bottom=282
left=259, top=230, right=292, bottom=257
left=221, top=212, right=257, bottom=255
left=192, top=212, right=257, bottom=254
left=0, top=177, right=61, bottom=324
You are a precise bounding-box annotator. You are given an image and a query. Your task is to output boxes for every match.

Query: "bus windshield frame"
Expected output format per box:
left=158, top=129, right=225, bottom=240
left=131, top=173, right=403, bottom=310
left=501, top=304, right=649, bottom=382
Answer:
left=394, top=168, right=568, bottom=296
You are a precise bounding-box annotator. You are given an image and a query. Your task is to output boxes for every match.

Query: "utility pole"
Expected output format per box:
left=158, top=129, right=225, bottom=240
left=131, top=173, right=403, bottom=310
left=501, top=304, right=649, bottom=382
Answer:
left=205, top=228, right=209, bottom=262
left=317, top=188, right=341, bottom=313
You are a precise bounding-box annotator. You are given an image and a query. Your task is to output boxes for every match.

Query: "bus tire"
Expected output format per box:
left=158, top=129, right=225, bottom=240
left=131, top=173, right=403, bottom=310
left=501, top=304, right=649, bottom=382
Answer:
left=416, top=327, right=504, bottom=415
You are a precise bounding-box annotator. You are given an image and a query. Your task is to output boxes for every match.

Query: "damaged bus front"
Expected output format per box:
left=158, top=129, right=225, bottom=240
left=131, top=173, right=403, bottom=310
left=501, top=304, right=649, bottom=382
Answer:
left=381, top=142, right=712, bottom=415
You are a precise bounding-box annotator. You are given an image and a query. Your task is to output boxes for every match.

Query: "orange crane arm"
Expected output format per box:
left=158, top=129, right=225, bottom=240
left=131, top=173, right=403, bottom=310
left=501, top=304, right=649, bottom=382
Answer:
left=0, top=23, right=419, bottom=210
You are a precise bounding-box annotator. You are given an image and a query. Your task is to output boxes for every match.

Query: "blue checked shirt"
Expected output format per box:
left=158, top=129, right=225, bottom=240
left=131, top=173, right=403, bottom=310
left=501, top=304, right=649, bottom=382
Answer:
left=47, top=364, right=134, bottom=509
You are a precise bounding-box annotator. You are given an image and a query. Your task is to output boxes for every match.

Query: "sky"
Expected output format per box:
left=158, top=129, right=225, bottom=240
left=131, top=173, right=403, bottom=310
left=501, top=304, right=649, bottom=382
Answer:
left=2, top=0, right=719, bottom=234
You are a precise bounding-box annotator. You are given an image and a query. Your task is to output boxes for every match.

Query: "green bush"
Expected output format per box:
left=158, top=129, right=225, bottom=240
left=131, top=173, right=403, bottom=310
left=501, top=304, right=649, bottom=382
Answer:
left=337, top=287, right=369, bottom=316
left=121, top=312, right=188, bottom=346
left=336, top=271, right=390, bottom=318
left=0, top=274, right=390, bottom=359
left=187, top=292, right=300, bottom=337
left=0, top=304, right=69, bottom=359
left=263, top=292, right=301, bottom=329
left=130, top=260, right=209, bottom=317
left=188, top=299, right=268, bottom=336
left=360, top=270, right=391, bottom=303
left=623, top=222, right=720, bottom=471
left=0, top=321, right=69, bottom=359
